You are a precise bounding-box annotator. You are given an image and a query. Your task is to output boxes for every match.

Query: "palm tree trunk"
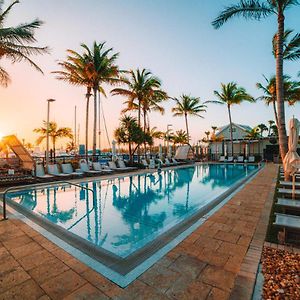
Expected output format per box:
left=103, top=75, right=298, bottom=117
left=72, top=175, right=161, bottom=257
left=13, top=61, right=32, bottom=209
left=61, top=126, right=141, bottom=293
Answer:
left=92, top=87, right=97, bottom=157
left=137, top=98, right=141, bottom=161
left=185, top=113, right=189, bottom=144
left=143, top=109, right=147, bottom=156
left=85, top=92, right=91, bottom=160
left=228, top=105, right=234, bottom=156
left=276, top=9, right=288, bottom=170
left=272, top=101, right=279, bottom=127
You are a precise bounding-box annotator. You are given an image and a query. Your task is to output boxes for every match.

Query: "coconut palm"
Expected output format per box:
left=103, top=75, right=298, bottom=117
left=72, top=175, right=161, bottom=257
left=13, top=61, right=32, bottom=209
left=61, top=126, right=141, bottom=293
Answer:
left=34, top=121, right=73, bottom=154
left=172, top=95, right=206, bottom=144
left=53, top=49, right=93, bottom=157
left=256, top=75, right=300, bottom=126
left=111, top=69, right=168, bottom=132
left=267, top=120, right=275, bottom=136
left=246, top=127, right=260, bottom=140
left=173, top=130, right=188, bottom=146
left=208, top=82, right=254, bottom=154
left=81, top=42, right=120, bottom=155
left=212, top=0, right=300, bottom=163
left=257, top=123, right=268, bottom=138
left=204, top=131, right=211, bottom=141
left=0, top=0, right=49, bottom=86
left=273, top=29, right=300, bottom=61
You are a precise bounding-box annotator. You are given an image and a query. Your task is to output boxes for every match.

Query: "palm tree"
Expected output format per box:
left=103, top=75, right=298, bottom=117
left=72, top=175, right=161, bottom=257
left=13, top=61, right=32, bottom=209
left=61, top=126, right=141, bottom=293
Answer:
left=81, top=42, right=120, bottom=155
left=273, top=29, right=300, bottom=61
left=172, top=95, right=206, bottom=144
left=204, top=131, right=211, bottom=141
left=208, top=82, right=254, bottom=155
left=212, top=0, right=300, bottom=163
left=256, top=75, right=300, bottom=126
left=173, top=130, right=188, bottom=146
left=268, top=120, right=275, bottom=136
left=111, top=69, right=167, bottom=132
left=53, top=49, right=93, bottom=157
left=0, top=1, right=49, bottom=86
left=257, top=123, right=268, bottom=138
left=34, top=121, right=73, bottom=155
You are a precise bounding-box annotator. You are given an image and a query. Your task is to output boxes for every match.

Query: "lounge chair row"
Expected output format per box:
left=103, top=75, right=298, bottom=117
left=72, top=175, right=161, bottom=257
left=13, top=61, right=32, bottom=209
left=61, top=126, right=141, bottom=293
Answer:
left=274, top=179, right=300, bottom=245
left=35, top=159, right=137, bottom=179
left=219, top=155, right=256, bottom=163
left=142, top=158, right=183, bottom=169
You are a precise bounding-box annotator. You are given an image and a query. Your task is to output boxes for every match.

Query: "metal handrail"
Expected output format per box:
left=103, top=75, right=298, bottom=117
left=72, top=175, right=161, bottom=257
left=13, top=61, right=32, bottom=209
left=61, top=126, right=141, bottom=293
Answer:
left=1, top=181, right=95, bottom=221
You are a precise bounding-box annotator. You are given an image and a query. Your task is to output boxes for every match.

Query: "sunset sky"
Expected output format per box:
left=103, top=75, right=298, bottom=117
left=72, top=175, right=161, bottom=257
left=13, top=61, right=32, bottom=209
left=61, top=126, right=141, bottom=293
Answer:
left=0, top=0, right=299, bottom=149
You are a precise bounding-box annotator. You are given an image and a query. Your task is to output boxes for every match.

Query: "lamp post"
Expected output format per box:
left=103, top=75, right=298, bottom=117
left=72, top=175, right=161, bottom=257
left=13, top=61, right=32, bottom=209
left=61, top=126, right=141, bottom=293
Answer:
left=45, top=98, right=56, bottom=172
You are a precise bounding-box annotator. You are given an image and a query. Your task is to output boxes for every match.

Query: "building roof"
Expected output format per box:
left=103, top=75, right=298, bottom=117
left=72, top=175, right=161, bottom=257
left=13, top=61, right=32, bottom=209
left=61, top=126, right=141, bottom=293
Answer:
left=216, top=123, right=252, bottom=136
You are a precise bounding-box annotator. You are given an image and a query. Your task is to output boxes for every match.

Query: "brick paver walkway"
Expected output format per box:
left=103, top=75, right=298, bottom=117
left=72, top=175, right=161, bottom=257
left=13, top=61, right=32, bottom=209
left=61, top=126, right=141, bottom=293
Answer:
left=0, top=164, right=278, bottom=299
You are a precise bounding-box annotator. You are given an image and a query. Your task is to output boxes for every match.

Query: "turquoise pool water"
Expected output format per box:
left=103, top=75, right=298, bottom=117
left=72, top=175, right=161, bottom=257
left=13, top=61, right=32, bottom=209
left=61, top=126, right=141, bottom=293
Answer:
left=8, top=164, right=258, bottom=258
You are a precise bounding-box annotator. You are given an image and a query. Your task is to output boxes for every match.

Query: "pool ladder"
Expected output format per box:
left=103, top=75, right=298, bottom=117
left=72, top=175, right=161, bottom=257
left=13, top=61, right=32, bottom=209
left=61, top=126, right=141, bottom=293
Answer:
left=1, top=181, right=95, bottom=221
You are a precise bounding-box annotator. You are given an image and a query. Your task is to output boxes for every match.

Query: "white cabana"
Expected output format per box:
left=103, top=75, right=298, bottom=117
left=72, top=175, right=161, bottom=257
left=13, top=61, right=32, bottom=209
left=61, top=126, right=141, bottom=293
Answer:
left=174, top=145, right=194, bottom=160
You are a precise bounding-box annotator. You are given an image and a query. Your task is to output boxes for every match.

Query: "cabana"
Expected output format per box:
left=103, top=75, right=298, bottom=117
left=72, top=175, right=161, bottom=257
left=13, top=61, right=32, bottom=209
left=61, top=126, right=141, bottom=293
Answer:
left=174, top=145, right=194, bottom=160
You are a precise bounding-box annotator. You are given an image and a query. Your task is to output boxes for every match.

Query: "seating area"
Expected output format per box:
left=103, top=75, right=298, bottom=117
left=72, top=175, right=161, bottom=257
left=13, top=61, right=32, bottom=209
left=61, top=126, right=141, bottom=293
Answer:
left=218, top=155, right=257, bottom=163
left=274, top=173, right=300, bottom=245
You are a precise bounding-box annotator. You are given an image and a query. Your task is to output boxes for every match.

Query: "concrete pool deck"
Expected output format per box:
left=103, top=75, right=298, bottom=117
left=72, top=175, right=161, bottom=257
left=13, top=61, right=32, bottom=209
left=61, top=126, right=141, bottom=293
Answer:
left=0, top=164, right=278, bottom=299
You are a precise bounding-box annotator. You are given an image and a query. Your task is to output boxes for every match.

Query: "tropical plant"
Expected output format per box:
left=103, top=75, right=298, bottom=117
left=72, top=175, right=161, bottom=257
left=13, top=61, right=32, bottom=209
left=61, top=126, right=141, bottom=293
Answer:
left=245, top=127, right=260, bottom=140
left=53, top=49, right=93, bottom=157
left=212, top=0, right=300, bottom=164
left=267, top=120, right=275, bottom=136
left=208, top=82, right=254, bottom=154
left=34, top=121, right=73, bottom=154
left=0, top=0, right=49, bottom=86
left=24, top=142, right=34, bottom=151
left=172, top=94, right=206, bottom=144
left=256, top=75, right=300, bottom=126
left=66, top=141, right=76, bottom=153
left=111, top=69, right=168, bottom=132
left=204, top=131, right=211, bottom=141
left=273, top=29, right=300, bottom=61
left=172, top=130, right=188, bottom=145
left=79, top=42, right=120, bottom=155
left=114, top=115, right=151, bottom=162
left=257, top=123, right=268, bottom=137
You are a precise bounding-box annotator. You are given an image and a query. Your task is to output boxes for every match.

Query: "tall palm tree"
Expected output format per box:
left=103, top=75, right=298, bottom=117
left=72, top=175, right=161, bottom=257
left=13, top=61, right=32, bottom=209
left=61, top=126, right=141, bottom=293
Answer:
left=268, top=120, right=275, bottom=136
left=172, top=95, right=206, bottom=144
left=111, top=69, right=168, bottom=132
left=208, top=82, right=254, bottom=154
left=173, top=130, right=188, bottom=146
left=81, top=42, right=120, bottom=155
left=273, top=29, right=300, bottom=61
left=256, top=75, right=300, bottom=126
left=34, top=121, right=73, bottom=155
left=53, top=49, right=93, bottom=157
left=257, top=123, right=268, bottom=138
left=212, top=0, right=300, bottom=162
left=0, top=0, right=49, bottom=86
left=204, top=131, right=211, bottom=141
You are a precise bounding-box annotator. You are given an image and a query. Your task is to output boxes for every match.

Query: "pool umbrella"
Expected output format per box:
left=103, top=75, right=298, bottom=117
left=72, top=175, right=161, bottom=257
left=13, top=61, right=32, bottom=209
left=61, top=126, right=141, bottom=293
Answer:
left=168, top=145, right=172, bottom=158
left=283, top=118, right=300, bottom=195
left=245, top=143, right=249, bottom=157
left=112, top=140, right=117, bottom=161
left=158, top=144, right=163, bottom=159
left=224, top=144, right=227, bottom=157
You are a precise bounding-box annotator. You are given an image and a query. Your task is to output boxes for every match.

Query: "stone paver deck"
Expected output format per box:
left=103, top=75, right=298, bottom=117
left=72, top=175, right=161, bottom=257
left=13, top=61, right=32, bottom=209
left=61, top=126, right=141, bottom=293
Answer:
left=0, top=164, right=278, bottom=299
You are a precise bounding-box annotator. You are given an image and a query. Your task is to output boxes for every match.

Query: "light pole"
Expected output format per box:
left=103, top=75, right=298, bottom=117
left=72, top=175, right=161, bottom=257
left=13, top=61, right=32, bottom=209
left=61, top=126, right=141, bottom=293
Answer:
left=46, top=98, right=56, bottom=173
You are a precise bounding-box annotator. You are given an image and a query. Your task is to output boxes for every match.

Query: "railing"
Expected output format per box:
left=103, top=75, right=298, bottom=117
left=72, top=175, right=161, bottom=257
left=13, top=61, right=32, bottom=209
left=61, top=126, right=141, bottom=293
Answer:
left=1, top=181, right=95, bottom=221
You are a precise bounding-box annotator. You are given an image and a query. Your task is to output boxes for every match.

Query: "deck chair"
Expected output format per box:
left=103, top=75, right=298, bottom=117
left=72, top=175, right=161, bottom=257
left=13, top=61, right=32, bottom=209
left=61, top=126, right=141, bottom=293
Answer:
left=165, top=158, right=175, bottom=166
left=80, top=160, right=102, bottom=175
left=117, top=160, right=137, bottom=170
left=61, top=163, right=83, bottom=176
left=142, top=159, right=149, bottom=168
left=274, top=213, right=300, bottom=244
left=227, top=156, right=234, bottom=163
left=237, top=156, right=244, bottom=163
left=157, top=158, right=166, bottom=167
left=248, top=156, right=255, bottom=163
left=47, top=164, right=70, bottom=177
left=35, top=164, right=54, bottom=179
left=149, top=159, right=157, bottom=169
left=92, top=162, right=113, bottom=173
left=219, top=156, right=226, bottom=162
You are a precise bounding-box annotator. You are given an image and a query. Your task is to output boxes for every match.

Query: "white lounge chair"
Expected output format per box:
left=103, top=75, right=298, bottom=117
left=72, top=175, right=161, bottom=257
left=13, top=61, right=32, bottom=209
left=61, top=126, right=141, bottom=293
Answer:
left=165, top=158, right=175, bottom=166
left=35, top=164, right=54, bottom=179
left=92, top=162, right=113, bottom=173
left=157, top=159, right=166, bottom=167
left=171, top=158, right=180, bottom=165
left=80, top=161, right=102, bottom=175
left=219, top=156, right=226, bottom=162
left=237, top=156, right=244, bottom=163
left=117, top=160, right=137, bottom=170
left=61, top=163, right=83, bottom=176
left=248, top=156, right=255, bottom=163
left=227, top=156, right=234, bottom=163
left=108, top=161, right=134, bottom=171
left=142, top=159, right=149, bottom=168
left=48, top=164, right=70, bottom=177
left=149, top=159, right=157, bottom=169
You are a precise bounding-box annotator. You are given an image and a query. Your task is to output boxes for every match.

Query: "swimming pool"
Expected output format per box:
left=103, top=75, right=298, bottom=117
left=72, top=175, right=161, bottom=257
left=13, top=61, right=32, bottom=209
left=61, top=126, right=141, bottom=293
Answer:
left=6, top=163, right=259, bottom=282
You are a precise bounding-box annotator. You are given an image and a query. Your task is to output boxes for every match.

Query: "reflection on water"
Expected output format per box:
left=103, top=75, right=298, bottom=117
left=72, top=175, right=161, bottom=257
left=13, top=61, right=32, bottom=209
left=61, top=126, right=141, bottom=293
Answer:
left=9, top=164, right=257, bottom=257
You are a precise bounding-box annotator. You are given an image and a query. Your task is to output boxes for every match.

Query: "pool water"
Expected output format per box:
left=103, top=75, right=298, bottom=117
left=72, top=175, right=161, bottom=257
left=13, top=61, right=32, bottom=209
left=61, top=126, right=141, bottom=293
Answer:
left=8, top=164, right=258, bottom=258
